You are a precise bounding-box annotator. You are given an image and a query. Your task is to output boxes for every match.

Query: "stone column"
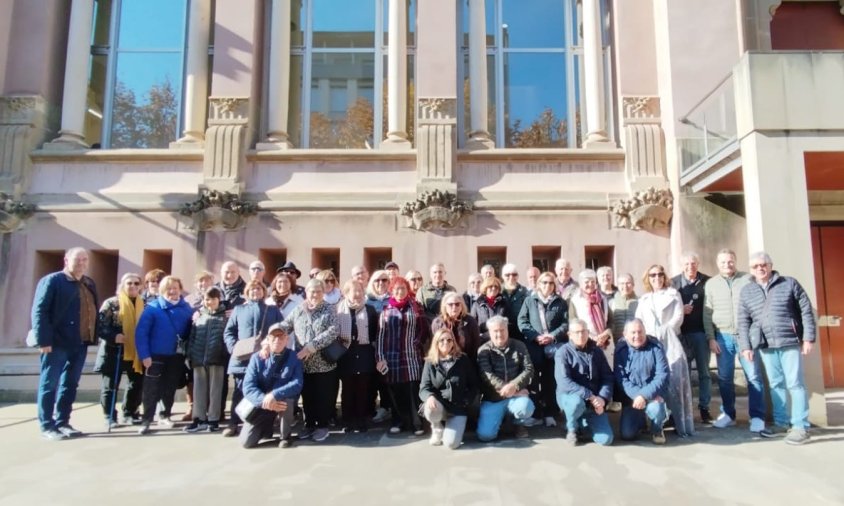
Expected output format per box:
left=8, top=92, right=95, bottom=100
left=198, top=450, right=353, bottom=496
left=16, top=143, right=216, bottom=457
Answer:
left=466, top=0, right=493, bottom=149
left=44, top=0, right=94, bottom=150
left=257, top=0, right=294, bottom=150
left=172, top=0, right=212, bottom=148
left=382, top=0, right=411, bottom=150
left=582, top=0, right=612, bottom=148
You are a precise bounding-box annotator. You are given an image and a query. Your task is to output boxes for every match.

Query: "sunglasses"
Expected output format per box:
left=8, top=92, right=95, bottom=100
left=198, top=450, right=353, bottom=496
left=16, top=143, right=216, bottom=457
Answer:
left=410, top=277, right=423, bottom=281
left=503, top=273, right=518, bottom=277
left=375, top=279, right=389, bottom=283
left=648, top=272, right=665, bottom=278
left=250, top=267, right=264, bottom=271
left=127, top=281, right=141, bottom=286
left=446, top=302, right=462, bottom=307
left=750, top=264, right=768, bottom=269
left=539, top=281, right=555, bottom=285
left=438, top=338, right=455, bottom=344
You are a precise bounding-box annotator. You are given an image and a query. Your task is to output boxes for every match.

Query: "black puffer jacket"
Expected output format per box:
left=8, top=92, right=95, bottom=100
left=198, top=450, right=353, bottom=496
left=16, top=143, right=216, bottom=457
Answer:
left=418, top=354, right=479, bottom=416
left=471, top=295, right=507, bottom=342
left=188, top=306, right=228, bottom=367
left=737, top=272, right=816, bottom=351
left=476, top=339, right=534, bottom=402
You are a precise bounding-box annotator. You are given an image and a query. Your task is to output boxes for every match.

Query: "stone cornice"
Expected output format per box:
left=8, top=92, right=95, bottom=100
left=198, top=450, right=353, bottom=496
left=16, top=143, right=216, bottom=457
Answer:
left=458, top=148, right=626, bottom=162
left=250, top=149, right=417, bottom=162
left=30, top=149, right=204, bottom=162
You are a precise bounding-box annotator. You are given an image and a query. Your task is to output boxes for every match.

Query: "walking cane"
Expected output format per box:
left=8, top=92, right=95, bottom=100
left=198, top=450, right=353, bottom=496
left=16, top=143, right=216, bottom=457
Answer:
left=107, top=345, right=123, bottom=433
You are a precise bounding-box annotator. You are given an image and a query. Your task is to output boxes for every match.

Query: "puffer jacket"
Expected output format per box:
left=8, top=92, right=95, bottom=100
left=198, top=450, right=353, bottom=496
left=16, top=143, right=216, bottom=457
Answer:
left=224, top=301, right=283, bottom=375
left=418, top=354, right=479, bottom=416
left=188, top=306, right=228, bottom=367
left=613, top=338, right=669, bottom=403
left=703, top=272, right=751, bottom=340
left=737, top=272, right=816, bottom=351
left=476, top=338, right=534, bottom=402
left=471, top=295, right=507, bottom=342
left=554, top=340, right=613, bottom=401
left=135, top=296, right=194, bottom=360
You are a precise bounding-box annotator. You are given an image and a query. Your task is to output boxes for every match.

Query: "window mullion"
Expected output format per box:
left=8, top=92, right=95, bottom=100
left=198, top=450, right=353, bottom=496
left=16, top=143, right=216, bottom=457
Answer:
left=102, top=0, right=123, bottom=148
left=302, top=0, right=314, bottom=148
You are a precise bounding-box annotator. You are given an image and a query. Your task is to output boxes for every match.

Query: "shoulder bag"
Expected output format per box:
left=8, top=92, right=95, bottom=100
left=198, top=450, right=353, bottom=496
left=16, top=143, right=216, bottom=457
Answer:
left=232, top=306, right=268, bottom=362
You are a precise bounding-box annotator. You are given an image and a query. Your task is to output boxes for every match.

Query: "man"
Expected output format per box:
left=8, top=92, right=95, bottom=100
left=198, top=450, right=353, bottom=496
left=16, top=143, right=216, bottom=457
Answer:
left=737, top=251, right=816, bottom=445
left=554, top=258, right=578, bottom=301
left=384, top=261, right=401, bottom=280
left=476, top=316, right=535, bottom=441
left=480, top=264, right=495, bottom=280
left=217, top=261, right=246, bottom=314
left=417, top=262, right=456, bottom=319
left=500, top=263, right=529, bottom=342
left=555, top=319, right=614, bottom=446
left=31, top=247, right=99, bottom=440
left=609, top=273, right=638, bottom=339
left=276, top=261, right=305, bottom=296
left=525, top=266, right=540, bottom=292
left=248, top=260, right=267, bottom=286
left=671, top=252, right=712, bottom=423
left=185, top=270, right=215, bottom=313
left=350, top=265, right=369, bottom=287
left=614, top=319, right=669, bottom=445
left=703, top=248, right=767, bottom=433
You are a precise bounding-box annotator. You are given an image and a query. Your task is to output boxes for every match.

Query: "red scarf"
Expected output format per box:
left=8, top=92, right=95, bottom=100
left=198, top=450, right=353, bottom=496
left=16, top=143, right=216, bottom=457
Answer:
left=587, top=291, right=607, bottom=334
left=388, top=296, right=411, bottom=311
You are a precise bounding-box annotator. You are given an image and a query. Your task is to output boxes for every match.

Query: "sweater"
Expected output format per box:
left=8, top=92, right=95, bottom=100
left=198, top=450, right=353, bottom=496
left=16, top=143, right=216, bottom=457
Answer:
left=418, top=354, right=479, bottom=416
left=703, top=272, right=751, bottom=340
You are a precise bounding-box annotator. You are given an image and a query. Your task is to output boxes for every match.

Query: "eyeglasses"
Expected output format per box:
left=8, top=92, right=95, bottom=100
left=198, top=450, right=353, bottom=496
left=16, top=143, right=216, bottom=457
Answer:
left=249, top=267, right=264, bottom=271
left=437, top=338, right=455, bottom=344
left=445, top=302, right=462, bottom=307
left=648, top=273, right=665, bottom=278
left=127, top=281, right=141, bottom=286
left=750, top=264, right=768, bottom=270
left=375, top=279, right=389, bottom=283
left=539, top=281, right=555, bottom=285
left=410, top=277, right=423, bottom=281
left=503, top=273, right=518, bottom=277
left=325, top=279, right=336, bottom=284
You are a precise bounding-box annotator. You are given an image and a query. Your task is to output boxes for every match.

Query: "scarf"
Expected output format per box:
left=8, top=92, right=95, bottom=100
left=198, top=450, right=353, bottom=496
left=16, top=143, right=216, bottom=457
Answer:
left=485, top=295, right=497, bottom=306
left=118, top=292, right=145, bottom=373
left=273, top=293, right=289, bottom=307
left=338, top=301, right=370, bottom=345
left=388, top=296, right=410, bottom=311
left=587, top=290, right=607, bottom=334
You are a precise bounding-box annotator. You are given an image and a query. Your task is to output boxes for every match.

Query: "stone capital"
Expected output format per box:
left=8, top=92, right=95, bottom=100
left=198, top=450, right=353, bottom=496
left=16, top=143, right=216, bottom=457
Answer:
left=399, top=189, right=472, bottom=231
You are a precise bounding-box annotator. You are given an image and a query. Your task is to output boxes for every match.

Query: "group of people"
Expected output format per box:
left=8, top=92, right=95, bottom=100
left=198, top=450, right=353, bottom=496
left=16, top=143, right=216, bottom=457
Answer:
left=30, top=247, right=817, bottom=449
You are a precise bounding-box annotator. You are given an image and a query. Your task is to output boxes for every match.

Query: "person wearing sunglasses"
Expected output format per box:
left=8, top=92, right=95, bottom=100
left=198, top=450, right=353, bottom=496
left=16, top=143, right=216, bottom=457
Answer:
left=462, top=272, right=483, bottom=310
left=471, top=277, right=507, bottom=345
left=634, top=264, right=695, bottom=438
left=432, top=292, right=481, bottom=361
left=316, top=270, right=342, bottom=305
left=365, top=269, right=391, bottom=313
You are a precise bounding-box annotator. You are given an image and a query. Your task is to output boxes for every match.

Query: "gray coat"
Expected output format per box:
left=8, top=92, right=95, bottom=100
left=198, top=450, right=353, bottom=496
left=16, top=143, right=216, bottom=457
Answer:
left=737, top=272, right=816, bottom=351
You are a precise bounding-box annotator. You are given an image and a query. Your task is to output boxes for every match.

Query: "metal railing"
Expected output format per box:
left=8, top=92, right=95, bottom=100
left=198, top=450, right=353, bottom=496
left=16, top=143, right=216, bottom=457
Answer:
left=677, top=75, right=738, bottom=175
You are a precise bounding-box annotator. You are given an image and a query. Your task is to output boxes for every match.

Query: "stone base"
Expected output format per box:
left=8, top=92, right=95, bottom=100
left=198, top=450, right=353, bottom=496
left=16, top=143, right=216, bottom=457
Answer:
left=169, top=138, right=205, bottom=150
left=255, top=140, right=294, bottom=151
left=628, top=176, right=670, bottom=192
left=464, top=136, right=495, bottom=150
left=583, top=139, right=616, bottom=149
left=380, top=137, right=413, bottom=152
left=42, top=136, right=89, bottom=151
left=416, top=180, right=457, bottom=195
left=201, top=179, right=244, bottom=194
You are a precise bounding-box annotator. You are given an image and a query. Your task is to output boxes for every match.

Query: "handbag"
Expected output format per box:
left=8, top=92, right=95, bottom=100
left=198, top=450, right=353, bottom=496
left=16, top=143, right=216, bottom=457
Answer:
left=232, top=307, right=269, bottom=362
left=234, top=397, right=261, bottom=424
left=322, top=339, right=348, bottom=363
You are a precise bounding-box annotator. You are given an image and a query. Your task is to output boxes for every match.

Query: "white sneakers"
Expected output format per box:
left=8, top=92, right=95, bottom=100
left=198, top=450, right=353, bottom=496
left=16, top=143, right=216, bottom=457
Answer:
left=712, top=413, right=736, bottom=428
left=430, top=427, right=443, bottom=446
left=544, top=416, right=557, bottom=428
left=748, top=417, right=766, bottom=433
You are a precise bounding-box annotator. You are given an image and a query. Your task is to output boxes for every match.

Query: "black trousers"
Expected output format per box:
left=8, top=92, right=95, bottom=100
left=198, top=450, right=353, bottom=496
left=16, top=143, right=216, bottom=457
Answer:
left=100, top=359, right=144, bottom=420
left=302, top=370, right=338, bottom=429
left=141, top=354, right=184, bottom=423
left=341, top=373, right=372, bottom=426
left=228, top=374, right=245, bottom=427
left=387, top=381, right=422, bottom=431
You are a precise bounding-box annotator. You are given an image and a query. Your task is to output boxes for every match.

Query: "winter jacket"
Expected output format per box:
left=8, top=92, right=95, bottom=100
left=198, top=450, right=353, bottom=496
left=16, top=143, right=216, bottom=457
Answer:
left=224, top=301, right=283, bottom=375
left=554, top=340, right=613, bottom=401
left=477, top=338, right=534, bottom=402
left=242, top=348, right=304, bottom=405
left=94, top=295, right=143, bottom=373
left=471, top=295, right=508, bottom=343
left=737, top=272, right=816, bottom=351
left=265, top=293, right=304, bottom=349
left=703, top=272, right=751, bottom=340
left=518, top=292, right=569, bottom=359
left=463, top=292, right=481, bottom=313
left=336, top=302, right=378, bottom=375
left=31, top=271, right=99, bottom=349
left=216, top=277, right=246, bottom=311
left=416, top=282, right=457, bottom=319
left=135, top=296, right=194, bottom=360
left=671, top=272, right=710, bottom=334
left=376, top=299, right=428, bottom=384
left=418, top=354, right=479, bottom=416
left=280, top=301, right=340, bottom=374
left=431, top=315, right=481, bottom=360
left=613, top=338, right=669, bottom=403
left=501, top=284, right=529, bottom=340
left=188, top=306, right=228, bottom=367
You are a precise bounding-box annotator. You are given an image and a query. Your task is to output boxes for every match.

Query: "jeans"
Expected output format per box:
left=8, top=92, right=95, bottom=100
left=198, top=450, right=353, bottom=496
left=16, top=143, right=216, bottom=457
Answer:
left=619, top=400, right=667, bottom=440
left=423, top=398, right=468, bottom=449
left=683, top=331, right=711, bottom=410
left=556, top=393, right=613, bottom=446
left=477, top=396, right=535, bottom=442
left=239, top=399, right=296, bottom=448
left=715, top=332, right=766, bottom=420
left=759, top=346, right=809, bottom=429
left=37, top=344, right=88, bottom=431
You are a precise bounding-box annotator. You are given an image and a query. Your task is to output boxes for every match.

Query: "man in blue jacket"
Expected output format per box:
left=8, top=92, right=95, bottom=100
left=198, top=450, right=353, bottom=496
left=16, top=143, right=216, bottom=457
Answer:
left=31, top=247, right=99, bottom=440
left=737, top=251, right=817, bottom=445
left=240, top=323, right=303, bottom=449
left=614, top=319, right=670, bottom=445
left=555, top=319, right=614, bottom=446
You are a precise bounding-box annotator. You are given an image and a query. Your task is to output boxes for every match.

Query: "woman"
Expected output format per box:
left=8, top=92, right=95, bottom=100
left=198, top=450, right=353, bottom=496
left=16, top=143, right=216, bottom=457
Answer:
left=336, top=280, right=378, bottom=432
left=365, top=269, right=391, bottom=313
left=405, top=270, right=424, bottom=297
left=419, top=328, right=479, bottom=449
left=185, top=287, right=228, bottom=433
left=610, top=273, right=638, bottom=341
left=280, top=278, right=340, bottom=443
left=376, top=277, right=429, bottom=435
left=141, top=268, right=166, bottom=304
left=470, top=276, right=507, bottom=344
left=431, top=292, right=481, bottom=360
left=95, top=272, right=145, bottom=427
left=568, top=269, right=615, bottom=367
left=597, top=266, right=617, bottom=297
left=184, top=270, right=215, bottom=313
left=316, top=270, right=342, bottom=305
left=518, top=271, right=568, bottom=428
left=266, top=272, right=304, bottom=349
left=135, top=276, right=194, bottom=435
left=463, top=273, right=482, bottom=311
left=222, top=281, right=282, bottom=437
left=635, top=264, right=695, bottom=437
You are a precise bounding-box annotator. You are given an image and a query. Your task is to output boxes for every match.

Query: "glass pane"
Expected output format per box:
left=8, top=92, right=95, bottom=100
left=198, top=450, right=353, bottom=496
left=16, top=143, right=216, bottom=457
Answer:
left=291, top=0, right=305, bottom=47
left=110, top=52, right=183, bottom=148
left=85, top=54, right=107, bottom=147
left=117, top=0, right=187, bottom=49
left=502, top=0, right=564, bottom=48
left=309, top=52, right=375, bottom=148
left=289, top=55, right=304, bottom=147
left=91, top=0, right=112, bottom=47
left=460, top=0, right=495, bottom=48
left=312, top=0, right=375, bottom=48
left=503, top=52, right=567, bottom=148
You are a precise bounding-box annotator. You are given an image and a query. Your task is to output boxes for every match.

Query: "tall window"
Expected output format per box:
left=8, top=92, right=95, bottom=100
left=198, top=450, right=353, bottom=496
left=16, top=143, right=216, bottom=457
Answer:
left=86, top=0, right=188, bottom=148
left=289, top=0, right=415, bottom=149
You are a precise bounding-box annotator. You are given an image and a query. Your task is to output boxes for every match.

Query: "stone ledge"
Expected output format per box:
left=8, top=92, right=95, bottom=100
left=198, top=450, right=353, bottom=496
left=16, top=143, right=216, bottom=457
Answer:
left=30, top=148, right=204, bottom=162
left=458, top=147, right=626, bottom=162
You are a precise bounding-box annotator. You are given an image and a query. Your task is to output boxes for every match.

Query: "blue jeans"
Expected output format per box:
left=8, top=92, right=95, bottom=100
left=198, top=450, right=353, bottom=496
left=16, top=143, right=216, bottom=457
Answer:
left=37, top=344, right=88, bottom=432
left=759, top=346, right=809, bottom=429
left=683, top=331, right=711, bottom=410
left=619, top=400, right=667, bottom=440
left=557, top=393, right=613, bottom=446
left=715, top=332, right=766, bottom=420
left=477, top=396, right=535, bottom=442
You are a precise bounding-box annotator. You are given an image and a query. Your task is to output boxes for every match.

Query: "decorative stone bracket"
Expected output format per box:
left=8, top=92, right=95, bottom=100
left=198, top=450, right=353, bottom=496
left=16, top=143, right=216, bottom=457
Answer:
left=0, top=95, right=48, bottom=195
left=0, top=192, right=36, bottom=233
left=178, top=189, right=258, bottom=231
left=416, top=97, right=457, bottom=194
left=399, top=189, right=473, bottom=231
left=622, top=96, right=668, bottom=192
left=203, top=97, right=249, bottom=194
left=609, top=187, right=673, bottom=231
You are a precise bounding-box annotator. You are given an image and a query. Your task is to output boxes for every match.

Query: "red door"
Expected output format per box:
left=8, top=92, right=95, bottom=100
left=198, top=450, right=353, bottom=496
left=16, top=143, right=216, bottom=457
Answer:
left=811, top=225, right=844, bottom=387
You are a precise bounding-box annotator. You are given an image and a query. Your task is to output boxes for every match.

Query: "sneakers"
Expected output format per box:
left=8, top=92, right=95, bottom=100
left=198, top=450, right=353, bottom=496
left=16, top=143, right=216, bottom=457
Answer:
left=105, top=419, right=118, bottom=430
left=759, top=425, right=789, bottom=439
left=700, top=408, right=713, bottom=424
left=372, top=407, right=390, bottom=423
left=749, top=417, right=766, bottom=433
left=157, top=418, right=175, bottom=429
left=388, top=426, right=401, bottom=434
left=207, top=421, right=220, bottom=432
left=297, top=427, right=315, bottom=440
left=522, top=417, right=542, bottom=427
left=711, top=413, right=735, bottom=429
left=183, top=419, right=208, bottom=433
left=607, top=401, right=622, bottom=413
left=221, top=426, right=238, bottom=437
left=279, top=437, right=293, bottom=449
left=312, top=428, right=330, bottom=442
left=430, top=428, right=444, bottom=446
left=41, top=429, right=68, bottom=441
left=514, top=425, right=529, bottom=439
left=784, top=428, right=810, bottom=445
left=413, top=428, right=425, bottom=437
left=56, top=424, right=83, bottom=438
left=565, top=430, right=578, bottom=446
left=121, top=413, right=143, bottom=425
left=137, top=423, right=151, bottom=435
left=544, top=416, right=557, bottom=428
left=652, top=429, right=666, bottom=445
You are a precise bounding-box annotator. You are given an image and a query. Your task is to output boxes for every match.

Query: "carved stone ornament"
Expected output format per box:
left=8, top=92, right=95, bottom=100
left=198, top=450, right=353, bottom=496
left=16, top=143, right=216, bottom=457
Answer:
left=0, top=192, right=35, bottom=233
left=178, top=189, right=258, bottom=231
left=418, top=98, right=457, bottom=122
left=609, top=187, right=674, bottom=231
left=400, top=190, right=472, bottom=231
left=208, top=97, right=249, bottom=125
left=622, top=96, right=660, bottom=123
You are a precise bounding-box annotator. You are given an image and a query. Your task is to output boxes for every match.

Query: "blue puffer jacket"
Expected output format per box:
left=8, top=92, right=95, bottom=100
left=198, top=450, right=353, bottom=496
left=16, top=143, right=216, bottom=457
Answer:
left=135, top=296, right=194, bottom=360
left=554, top=340, right=613, bottom=401
left=737, top=272, right=816, bottom=351
left=225, top=301, right=283, bottom=375
left=30, top=272, right=99, bottom=348
left=613, top=338, right=668, bottom=403
left=242, top=349, right=304, bottom=405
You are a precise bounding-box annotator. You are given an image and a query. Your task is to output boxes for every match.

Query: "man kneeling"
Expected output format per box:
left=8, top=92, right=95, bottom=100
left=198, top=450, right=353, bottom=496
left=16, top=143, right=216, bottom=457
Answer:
left=240, top=323, right=303, bottom=449
left=614, top=319, right=669, bottom=445
left=555, top=319, right=614, bottom=446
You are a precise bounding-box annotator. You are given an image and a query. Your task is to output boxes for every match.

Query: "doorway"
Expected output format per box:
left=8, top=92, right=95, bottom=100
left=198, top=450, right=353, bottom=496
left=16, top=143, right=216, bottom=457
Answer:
left=811, top=224, right=844, bottom=387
